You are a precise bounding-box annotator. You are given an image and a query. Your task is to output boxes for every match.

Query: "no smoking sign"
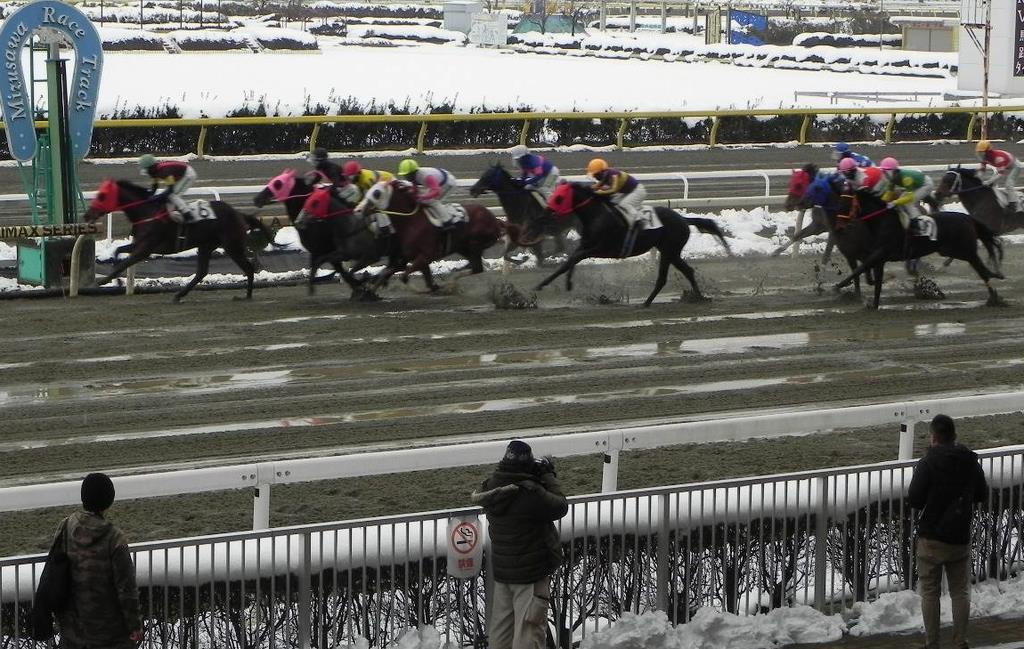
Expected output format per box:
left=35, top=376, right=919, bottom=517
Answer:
left=446, top=515, right=483, bottom=578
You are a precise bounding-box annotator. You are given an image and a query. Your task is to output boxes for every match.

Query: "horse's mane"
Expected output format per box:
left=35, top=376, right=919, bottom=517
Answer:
left=949, top=165, right=980, bottom=180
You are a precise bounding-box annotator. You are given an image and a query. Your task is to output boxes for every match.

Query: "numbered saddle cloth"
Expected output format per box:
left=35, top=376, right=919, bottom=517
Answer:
left=910, top=215, right=937, bottom=241
left=185, top=200, right=217, bottom=224
left=623, top=205, right=662, bottom=231
left=446, top=203, right=469, bottom=224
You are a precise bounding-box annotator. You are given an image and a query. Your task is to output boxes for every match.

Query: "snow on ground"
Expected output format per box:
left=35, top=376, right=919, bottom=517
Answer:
left=579, top=573, right=1024, bottom=649
left=94, top=42, right=951, bottom=118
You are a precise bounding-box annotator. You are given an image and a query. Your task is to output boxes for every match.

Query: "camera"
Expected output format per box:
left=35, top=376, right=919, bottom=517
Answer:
left=533, top=456, right=556, bottom=476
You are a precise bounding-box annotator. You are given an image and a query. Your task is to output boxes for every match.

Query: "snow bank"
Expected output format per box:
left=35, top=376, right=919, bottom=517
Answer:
left=510, top=31, right=954, bottom=77
left=583, top=607, right=844, bottom=648
left=584, top=574, right=1024, bottom=648
left=848, top=573, right=1024, bottom=637
left=97, top=26, right=166, bottom=50
left=793, top=32, right=902, bottom=48
left=346, top=24, right=467, bottom=44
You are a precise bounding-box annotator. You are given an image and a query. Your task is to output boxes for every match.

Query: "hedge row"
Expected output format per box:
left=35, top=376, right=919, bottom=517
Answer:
left=2, top=105, right=1019, bottom=160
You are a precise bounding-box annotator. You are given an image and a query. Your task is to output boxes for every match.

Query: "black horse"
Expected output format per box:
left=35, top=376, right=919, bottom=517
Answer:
left=468, top=163, right=575, bottom=264
left=776, top=164, right=838, bottom=262
left=84, top=179, right=277, bottom=302
left=832, top=185, right=1005, bottom=308
left=933, top=166, right=1024, bottom=235
left=297, top=186, right=392, bottom=289
left=530, top=182, right=731, bottom=307
left=254, top=169, right=378, bottom=298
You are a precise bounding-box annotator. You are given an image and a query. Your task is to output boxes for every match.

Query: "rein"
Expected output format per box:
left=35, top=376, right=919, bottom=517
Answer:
left=942, top=171, right=986, bottom=197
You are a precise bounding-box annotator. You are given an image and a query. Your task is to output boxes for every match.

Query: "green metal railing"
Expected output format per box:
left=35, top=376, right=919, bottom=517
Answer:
left=4, top=105, right=1021, bottom=158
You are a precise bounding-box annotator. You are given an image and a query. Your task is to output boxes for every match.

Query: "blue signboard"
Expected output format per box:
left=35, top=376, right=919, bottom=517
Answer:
left=729, top=9, right=768, bottom=46
left=0, top=1, right=103, bottom=161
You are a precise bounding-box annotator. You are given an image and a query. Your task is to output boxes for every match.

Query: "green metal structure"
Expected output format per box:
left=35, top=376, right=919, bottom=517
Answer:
left=16, top=37, right=92, bottom=289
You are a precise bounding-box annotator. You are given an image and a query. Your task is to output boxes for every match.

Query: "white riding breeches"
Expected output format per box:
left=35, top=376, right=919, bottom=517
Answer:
left=612, top=184, right=648, bottom=226
left=895, top=179, right=934, bottom=229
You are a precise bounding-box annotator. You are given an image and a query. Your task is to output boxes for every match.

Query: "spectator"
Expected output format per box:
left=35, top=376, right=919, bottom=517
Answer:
left=472, top=440, right=569, bottom=649
left=908, top=415, right=989, bottom=649
left=56, top=473, right=143, bottom=649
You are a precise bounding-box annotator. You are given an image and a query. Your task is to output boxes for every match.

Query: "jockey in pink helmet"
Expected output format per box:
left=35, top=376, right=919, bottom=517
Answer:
left=879, top=157, right=934, bottom=234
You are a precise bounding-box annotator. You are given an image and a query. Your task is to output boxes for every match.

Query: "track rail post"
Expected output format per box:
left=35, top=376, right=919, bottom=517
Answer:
left=416, top=121, right=428, bottom=153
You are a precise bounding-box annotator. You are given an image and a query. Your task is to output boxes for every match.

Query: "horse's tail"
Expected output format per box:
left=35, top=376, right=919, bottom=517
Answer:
left=973, top=218, right=1004, bottom=268
left=682, top=215, right=733, bottom=257
left=241, top=211, right=287, bottom=249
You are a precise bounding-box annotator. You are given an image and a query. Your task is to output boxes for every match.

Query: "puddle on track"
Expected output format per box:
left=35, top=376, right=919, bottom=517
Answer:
left=0, top=318, right=1014, bottom=408
left=1, top=375, right=822, bottom=451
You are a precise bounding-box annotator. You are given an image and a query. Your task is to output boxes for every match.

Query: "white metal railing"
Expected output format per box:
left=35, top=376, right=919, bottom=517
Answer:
left=1, top=390, right=1021, bottom=530
left=2, top=445, right=1021, bottom=648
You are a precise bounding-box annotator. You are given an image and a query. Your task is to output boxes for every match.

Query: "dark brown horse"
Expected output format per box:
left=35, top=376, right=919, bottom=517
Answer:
left=359, top=180, right=531, bottom=292
left=84, top=179, right=276, bottom=302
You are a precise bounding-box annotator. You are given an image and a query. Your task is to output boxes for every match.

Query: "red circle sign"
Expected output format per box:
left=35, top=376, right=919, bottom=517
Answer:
left=451, top=521, right=479, bottom=555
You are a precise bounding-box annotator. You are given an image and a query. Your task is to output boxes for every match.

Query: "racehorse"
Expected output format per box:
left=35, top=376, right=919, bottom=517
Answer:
left=254, top=170, right=378, bottom=298
left=84, top=179, right=277, bottom=302
left=297, top=186, right=395, bottom=288
left=468, top=163, right=574, bottom=265
left=831, top=186, right=1005, bottom=308
left=530, top=182, right=732, bottom=307
left=776, top=164, right=838, bottom=262
left=360, top=180, right=531, bottom=292
left=785, top=171, right=873, bottom=296
left=933, top=166, right=1024, bottom=235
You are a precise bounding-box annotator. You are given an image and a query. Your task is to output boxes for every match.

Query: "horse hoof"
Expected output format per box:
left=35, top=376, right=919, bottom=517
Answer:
left=172, top=295, right=183, bottom=304
left=534, top=284, right=545, bottom=292
left=986, top=295, right=1008, bottom=307
left=233, top=295, right=252, bottom=302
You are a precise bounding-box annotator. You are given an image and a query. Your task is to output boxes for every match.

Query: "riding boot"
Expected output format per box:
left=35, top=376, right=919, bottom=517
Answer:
left=1009, top=201, right=1019, bottom=216
left=620, top=221, right=642, bottom=258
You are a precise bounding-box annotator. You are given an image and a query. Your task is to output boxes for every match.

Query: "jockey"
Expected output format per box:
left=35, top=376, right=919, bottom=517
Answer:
left=879, top=157, right=934, bottom=233
left=398, top=158, right=460, bottom=229
left=344, top=160, right=394, bottom=199
left=308, top=148, right=360, bottom=204
left=976, top=140, right=1022, bottom=213
left=831, top=142, right=873, bottom=168
left=139, top=154, right=197, bottom=224
left=587, top=158, right=648, bottom=234
left=510, top=144, right=560, bottom=200
left=838, top=157, right=886, bottom=196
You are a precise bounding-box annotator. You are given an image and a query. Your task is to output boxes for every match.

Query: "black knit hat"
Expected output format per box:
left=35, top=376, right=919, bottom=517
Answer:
left=81, top=473, right=115, bottom=513
left=503, top=440, right=534, bottom=464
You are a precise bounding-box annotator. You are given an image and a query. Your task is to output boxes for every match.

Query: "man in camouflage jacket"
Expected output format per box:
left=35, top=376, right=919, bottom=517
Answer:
left=55, top=473, right=142, bottom=649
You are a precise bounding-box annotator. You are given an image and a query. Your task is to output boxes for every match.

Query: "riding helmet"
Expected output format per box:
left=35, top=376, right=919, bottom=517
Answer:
left=510, top=144, right=529, bottom=161
left=587, top=158, right=608, bottom=177
left=834, top=142, right=850, bottom=153
left=398, top=158, right=419, bottom=176
left=837, top=157, right=858, bottom=174
left=879, top=157, right=899, bottom=172
left=975, top=140, right=992, bottom=154
left=343, top=160, right=362, bottom=177
left=310, top=147, right=329, bottom=163
left=138, top=153, right=157, bottom=175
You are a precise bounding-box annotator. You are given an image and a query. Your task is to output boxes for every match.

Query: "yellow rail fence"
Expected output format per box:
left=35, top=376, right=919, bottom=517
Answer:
left=4, top=105, right=1022, bottom=158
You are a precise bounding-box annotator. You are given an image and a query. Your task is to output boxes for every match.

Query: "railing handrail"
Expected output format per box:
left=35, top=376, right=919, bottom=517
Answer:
left=3, top=442, right=1021, bottom=568
left=2, top=389, right=1021, bottom=515
left=6, top=104, right=1023, bottom=132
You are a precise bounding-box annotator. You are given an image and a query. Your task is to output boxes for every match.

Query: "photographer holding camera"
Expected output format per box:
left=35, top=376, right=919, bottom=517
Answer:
left=472, top=440, right=568, bottom=649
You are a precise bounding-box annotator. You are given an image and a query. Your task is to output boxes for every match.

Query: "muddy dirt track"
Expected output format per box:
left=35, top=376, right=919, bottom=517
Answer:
left=3, top=248, right=1024, bottom=554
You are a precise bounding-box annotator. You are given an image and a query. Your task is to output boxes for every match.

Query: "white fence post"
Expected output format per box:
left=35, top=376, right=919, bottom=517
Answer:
left=297, top=533, right=312, bottom=649
left=898, top=422, right=915, bottom=460
left=813, top=475, right=828, bottom=610
left=655, top=493, right=671, bottom=613
left=253, top=484, right=271, bottom=530
left=601, top=450, right=619, bottom=492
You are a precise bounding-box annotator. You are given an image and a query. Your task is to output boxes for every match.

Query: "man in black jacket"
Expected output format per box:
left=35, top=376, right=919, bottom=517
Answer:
left=908, top=414, right=988, bottom=649
left=472, top=440, right=569, bottom=649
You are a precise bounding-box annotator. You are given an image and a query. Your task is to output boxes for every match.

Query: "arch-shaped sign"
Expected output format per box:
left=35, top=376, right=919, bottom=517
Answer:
left=0, top=1, right=103, bottom=162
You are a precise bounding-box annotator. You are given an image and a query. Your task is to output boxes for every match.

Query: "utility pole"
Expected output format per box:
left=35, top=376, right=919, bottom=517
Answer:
left=962, top=0, right=993, bottom=139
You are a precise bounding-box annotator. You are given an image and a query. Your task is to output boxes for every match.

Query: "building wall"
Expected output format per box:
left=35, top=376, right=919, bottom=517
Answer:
left=958, top=0, right=1024, bottom=94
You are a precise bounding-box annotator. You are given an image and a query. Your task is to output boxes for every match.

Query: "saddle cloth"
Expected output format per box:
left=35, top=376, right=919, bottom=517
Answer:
left=184, top=199, right=217, bottom=224
left=910, top=215, right=937, bottom=241
left=424, top=203, right=469, bottom=228
left=615, top=205, right=663, bottom=230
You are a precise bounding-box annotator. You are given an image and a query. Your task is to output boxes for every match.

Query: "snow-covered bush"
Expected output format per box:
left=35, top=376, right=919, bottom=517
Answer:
left=98, top=27, right=166, bottom=51
left=793, top=32, right=902, bottom=48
